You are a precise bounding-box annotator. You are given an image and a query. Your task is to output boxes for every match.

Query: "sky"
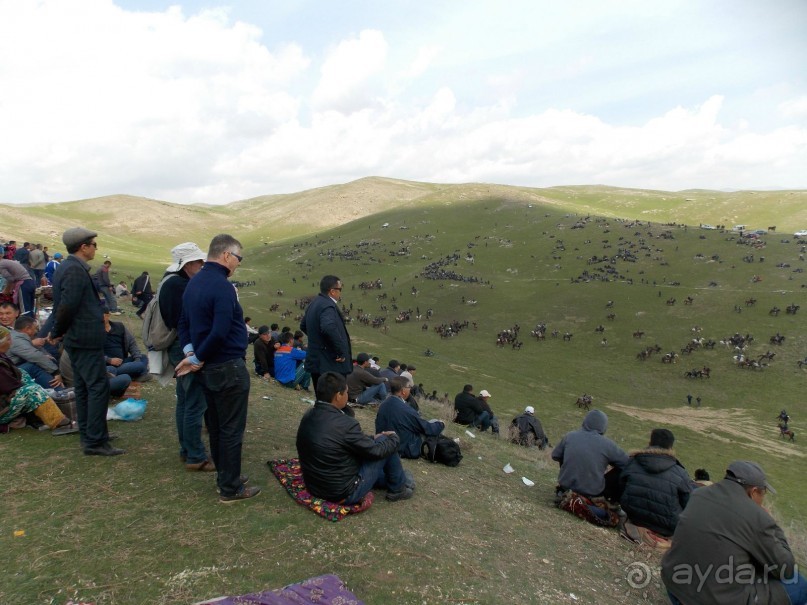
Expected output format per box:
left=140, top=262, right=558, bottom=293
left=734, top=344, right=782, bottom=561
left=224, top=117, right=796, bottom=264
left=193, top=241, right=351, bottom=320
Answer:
left=1, top=0, right=805, bottom=205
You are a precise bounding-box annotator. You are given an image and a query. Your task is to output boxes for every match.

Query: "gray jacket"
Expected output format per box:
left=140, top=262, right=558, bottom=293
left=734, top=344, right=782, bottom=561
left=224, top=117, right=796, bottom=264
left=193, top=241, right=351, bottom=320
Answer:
left=551, top=410, right=629, bottom=497
left=8, top=330, right=58, bottom=373
left=662, top=479, right=795, bottom=604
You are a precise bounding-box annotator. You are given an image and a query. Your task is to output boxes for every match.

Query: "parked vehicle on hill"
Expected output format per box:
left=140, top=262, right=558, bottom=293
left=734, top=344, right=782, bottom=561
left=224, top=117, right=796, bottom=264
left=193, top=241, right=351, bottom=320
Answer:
left=794, top=230, right=807, bottom=238
left=700, top=224, right=716, bottom=230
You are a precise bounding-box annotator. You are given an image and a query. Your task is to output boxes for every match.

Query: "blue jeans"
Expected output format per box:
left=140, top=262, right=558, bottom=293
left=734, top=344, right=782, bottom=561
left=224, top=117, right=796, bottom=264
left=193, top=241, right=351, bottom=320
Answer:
left=100, top=286, right=118, bottom=312
left=19, top=278, right=36, bottom=317
left=18, top=362, right=55, bottom=389
left=783, top=573, right=807, bottom=605
left=343, top=437, right=406, bottom=505
left=108, top=356, right=148, bottom=380
left=357, top=382, right=387, bottom=404
left=109, top=374, right=131, bottom=397
left=472, top=410, right=492, bottom=431
left=170, top=342, right=208, bottom=464
left=200, top=358, right=250, bottom=497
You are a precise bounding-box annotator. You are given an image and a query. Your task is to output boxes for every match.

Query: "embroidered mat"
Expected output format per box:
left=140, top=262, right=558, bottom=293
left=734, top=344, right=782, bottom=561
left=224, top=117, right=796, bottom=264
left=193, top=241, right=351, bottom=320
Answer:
left=194, top=573, right=365, bottom=605
left=268, top=458, right=373, bottom=522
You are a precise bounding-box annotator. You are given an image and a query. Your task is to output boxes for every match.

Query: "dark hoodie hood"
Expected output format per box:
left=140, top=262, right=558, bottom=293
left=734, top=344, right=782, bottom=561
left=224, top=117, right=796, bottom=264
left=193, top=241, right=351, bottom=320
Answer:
left=581, top=410, right=608, bottom=434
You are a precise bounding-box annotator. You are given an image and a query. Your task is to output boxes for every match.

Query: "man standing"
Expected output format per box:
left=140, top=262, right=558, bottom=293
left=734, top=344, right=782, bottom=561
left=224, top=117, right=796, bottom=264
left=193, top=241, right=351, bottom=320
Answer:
left=0, top=259, right=35, bottom=317
left=132, top=271, right=153, bottom=319
left=50, top=227, right=122, bottom=456
left=175, top=234, right=259, bottom=502
left=45, top=252, right=63, bottom=285
left=159, top=242, right=211, bottom=472
left=376, top=377, right=444, bottom=459
left=299, top=275, right=352, bottom=390
left=662, top=461, right=807, bottom=605
left=94, top=260, right=119, bottom=314
left=296, top=371, right=413, bottom=503
left=29, top=244, right=46, bottom=284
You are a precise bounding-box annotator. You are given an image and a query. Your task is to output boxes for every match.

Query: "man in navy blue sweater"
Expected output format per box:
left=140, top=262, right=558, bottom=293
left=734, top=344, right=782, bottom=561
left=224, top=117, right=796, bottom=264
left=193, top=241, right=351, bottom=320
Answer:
left=175, top=234, right=260, bottom=503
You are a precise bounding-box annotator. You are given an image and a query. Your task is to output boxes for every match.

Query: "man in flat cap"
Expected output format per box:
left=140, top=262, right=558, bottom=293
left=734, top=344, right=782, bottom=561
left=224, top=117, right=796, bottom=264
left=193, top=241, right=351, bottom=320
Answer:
left=50, top=227, right=124, bottom=456
left=662, top=460, right=807, bottom=605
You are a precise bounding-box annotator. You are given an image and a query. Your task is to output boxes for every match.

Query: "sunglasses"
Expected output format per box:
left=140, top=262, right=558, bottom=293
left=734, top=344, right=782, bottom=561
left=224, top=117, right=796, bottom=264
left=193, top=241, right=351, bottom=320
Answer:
left=230, top=252, right=243, bottom=263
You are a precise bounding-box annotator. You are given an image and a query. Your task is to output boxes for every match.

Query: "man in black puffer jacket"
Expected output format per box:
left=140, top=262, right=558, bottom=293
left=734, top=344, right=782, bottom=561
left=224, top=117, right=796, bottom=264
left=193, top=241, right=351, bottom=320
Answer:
left=618, top=428, right=692, bottom=537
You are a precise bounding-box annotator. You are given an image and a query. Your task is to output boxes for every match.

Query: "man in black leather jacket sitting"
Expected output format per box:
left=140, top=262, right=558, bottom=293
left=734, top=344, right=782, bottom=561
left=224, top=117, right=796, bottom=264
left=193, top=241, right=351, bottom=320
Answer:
left=296, top=371, right=414, bottom=504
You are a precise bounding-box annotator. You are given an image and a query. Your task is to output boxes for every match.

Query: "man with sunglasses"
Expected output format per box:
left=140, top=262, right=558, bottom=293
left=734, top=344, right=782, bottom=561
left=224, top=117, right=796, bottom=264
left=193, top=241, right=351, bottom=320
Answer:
left=300, top=275, right=353, bottom=391
left=175, top=234, right=259, bottom=503
left=50, top=227, right=123, bottom=456
left=662, top=460, right=807, bottom=605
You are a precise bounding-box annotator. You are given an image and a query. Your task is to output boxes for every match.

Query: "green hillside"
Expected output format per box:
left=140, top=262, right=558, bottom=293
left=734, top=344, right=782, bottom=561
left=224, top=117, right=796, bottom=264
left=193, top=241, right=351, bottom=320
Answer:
left=2, top=181, right=806, bottom=604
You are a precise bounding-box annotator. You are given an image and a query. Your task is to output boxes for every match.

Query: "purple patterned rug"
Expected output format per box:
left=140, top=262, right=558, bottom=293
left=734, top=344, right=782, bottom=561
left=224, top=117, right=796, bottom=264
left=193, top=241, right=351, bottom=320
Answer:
left=194, top=574, right=364, bottom=605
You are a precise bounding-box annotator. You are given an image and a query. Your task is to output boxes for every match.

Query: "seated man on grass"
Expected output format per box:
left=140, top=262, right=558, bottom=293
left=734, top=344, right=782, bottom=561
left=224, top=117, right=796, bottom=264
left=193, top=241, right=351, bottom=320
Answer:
left=376, top=377, right=445, bottom=459
left=511, top=405, right=549, bottom=449
left=296, top=371, right=414, bottom=504
left=8, top=315, right=63, bottom=390
left=453, top=384, right=491, bottom=431
left=273, top=331, right=311, bottom=391
left=102, top=307, right=148, bottom=381
left=346, top=352, right=388, bottom=405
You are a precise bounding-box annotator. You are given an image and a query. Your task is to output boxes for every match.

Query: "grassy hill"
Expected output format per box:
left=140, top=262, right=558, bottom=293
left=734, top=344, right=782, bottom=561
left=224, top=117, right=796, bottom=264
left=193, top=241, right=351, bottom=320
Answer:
left=1, top=180, right=806, bottom=604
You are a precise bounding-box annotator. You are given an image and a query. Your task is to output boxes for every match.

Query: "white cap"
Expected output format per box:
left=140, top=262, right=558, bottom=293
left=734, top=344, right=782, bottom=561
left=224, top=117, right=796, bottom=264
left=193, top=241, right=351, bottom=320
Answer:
left=525, top=406, right=534, bottom=414
left=479, top=389, right=491, bottom=398
left=167, top=242, right=207, bottom=273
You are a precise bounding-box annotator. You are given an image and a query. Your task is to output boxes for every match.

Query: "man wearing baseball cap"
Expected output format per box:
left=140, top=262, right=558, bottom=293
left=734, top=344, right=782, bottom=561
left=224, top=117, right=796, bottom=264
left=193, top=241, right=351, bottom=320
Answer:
left=662, top=460, right=807, bottom=605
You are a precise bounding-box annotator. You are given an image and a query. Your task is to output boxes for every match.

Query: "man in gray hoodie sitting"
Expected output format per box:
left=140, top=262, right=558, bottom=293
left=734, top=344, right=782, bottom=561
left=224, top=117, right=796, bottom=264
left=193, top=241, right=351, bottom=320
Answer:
left=551, top=409, right=629, bottom=500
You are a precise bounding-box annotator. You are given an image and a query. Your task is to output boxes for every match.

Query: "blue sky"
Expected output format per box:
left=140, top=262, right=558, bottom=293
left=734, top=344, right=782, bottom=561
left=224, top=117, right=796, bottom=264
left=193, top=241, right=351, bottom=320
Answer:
left=1, top=0, right=805, bottom=204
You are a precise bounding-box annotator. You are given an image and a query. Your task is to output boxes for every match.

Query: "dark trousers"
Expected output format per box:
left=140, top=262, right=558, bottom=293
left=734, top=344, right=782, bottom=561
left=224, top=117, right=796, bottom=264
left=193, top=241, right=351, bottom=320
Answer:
left=200, top=358, right=249, bottom=497
left=19, top=278, right=36, bottom=317
left=66, top=346, right=111, bottom=448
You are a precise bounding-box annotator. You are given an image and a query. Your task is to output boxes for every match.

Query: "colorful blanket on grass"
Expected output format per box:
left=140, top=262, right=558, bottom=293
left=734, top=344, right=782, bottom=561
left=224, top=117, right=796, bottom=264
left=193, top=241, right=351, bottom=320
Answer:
left=268, top=458, right=373, bottom=522
left=194, top=573, right=364, bottom=605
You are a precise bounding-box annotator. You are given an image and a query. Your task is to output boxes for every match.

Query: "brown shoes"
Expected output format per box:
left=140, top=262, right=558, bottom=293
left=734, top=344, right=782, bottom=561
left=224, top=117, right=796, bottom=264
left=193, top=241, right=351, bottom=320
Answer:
left=186, top=459, right=216, bottom=472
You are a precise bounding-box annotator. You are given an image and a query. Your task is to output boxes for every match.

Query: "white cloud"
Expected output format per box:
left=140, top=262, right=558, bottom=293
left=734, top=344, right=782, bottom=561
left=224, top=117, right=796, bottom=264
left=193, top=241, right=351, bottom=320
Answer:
left=0, top=0, right=805, bottom=204
left=311, top=30, right=388, bottom=113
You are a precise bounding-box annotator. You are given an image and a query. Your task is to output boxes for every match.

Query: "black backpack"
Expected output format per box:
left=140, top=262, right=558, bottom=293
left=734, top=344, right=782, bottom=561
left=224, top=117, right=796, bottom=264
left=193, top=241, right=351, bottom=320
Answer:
left=421, top=435, right=463, bottom=467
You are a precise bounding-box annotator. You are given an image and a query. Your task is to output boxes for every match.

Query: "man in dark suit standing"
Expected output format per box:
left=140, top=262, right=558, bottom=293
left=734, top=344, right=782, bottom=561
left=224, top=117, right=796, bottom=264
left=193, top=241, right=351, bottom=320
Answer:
left=300, top=275, right=352, bottom=390
left=49, top=227, right=123, bottom=456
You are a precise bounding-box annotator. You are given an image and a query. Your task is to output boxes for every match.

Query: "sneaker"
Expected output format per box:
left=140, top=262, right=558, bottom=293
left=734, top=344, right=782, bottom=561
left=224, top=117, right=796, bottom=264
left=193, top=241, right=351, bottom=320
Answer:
left=385, top=486, right=414, bottom=502
left=219, top=485, right=261, bottom=503
left=216, top=475, right=249, bottom=494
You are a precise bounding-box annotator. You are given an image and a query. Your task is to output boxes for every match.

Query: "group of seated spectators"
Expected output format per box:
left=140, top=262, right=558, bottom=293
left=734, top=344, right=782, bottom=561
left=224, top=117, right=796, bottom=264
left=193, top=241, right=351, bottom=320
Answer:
left=252, top=322, right=311, bottom=391
left=0, top=297, right=149, bottom=432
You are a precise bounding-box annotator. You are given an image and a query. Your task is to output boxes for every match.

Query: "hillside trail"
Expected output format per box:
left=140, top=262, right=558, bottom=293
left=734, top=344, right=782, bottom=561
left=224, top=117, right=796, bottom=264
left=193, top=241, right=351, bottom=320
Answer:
left=607, top=403, right=803, bottom=459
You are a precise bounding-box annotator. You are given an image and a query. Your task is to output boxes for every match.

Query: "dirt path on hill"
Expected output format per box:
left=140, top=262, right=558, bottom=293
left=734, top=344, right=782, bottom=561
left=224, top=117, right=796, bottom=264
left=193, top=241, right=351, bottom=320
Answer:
left=607, top=403, right=803, bottom=459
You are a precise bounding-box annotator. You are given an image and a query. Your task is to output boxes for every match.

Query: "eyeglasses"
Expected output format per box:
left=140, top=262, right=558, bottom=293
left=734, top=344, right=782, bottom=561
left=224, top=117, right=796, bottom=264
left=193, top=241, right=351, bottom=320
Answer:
left=331, top=287, right=342, bottom=291
left=229, top=252, right=243, bottom=263
left=84, top=242, right=98, bottom=248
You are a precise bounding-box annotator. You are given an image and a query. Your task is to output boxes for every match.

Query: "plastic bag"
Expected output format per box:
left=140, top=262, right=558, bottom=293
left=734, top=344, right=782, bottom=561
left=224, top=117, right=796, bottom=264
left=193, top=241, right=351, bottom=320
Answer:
left=107, top=398, right=147, bottom=421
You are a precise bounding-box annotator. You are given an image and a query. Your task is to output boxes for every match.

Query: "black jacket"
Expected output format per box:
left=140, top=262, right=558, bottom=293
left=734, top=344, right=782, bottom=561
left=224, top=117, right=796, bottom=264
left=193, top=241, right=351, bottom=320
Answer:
left=299, top=294, right=352, bottom=375
left=296, top=400, right=399, bottom=501
left=511, top=413, right=548, bottom=447
left=453, top=391, right=483, bottom=424
left=619, top=447, right=692, bottom=537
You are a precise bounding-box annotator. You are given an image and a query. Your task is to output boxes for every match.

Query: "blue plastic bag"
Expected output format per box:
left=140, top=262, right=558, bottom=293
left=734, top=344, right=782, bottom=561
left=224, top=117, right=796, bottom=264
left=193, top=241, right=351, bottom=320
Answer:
left=107, top=398, right=147, bottom=421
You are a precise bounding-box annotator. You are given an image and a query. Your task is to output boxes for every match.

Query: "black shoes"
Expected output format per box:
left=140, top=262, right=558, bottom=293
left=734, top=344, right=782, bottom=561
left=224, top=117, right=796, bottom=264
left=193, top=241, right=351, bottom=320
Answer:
left=84, top=443, right=126, bottom=456
left=386, top=486, right=414, bottom=502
